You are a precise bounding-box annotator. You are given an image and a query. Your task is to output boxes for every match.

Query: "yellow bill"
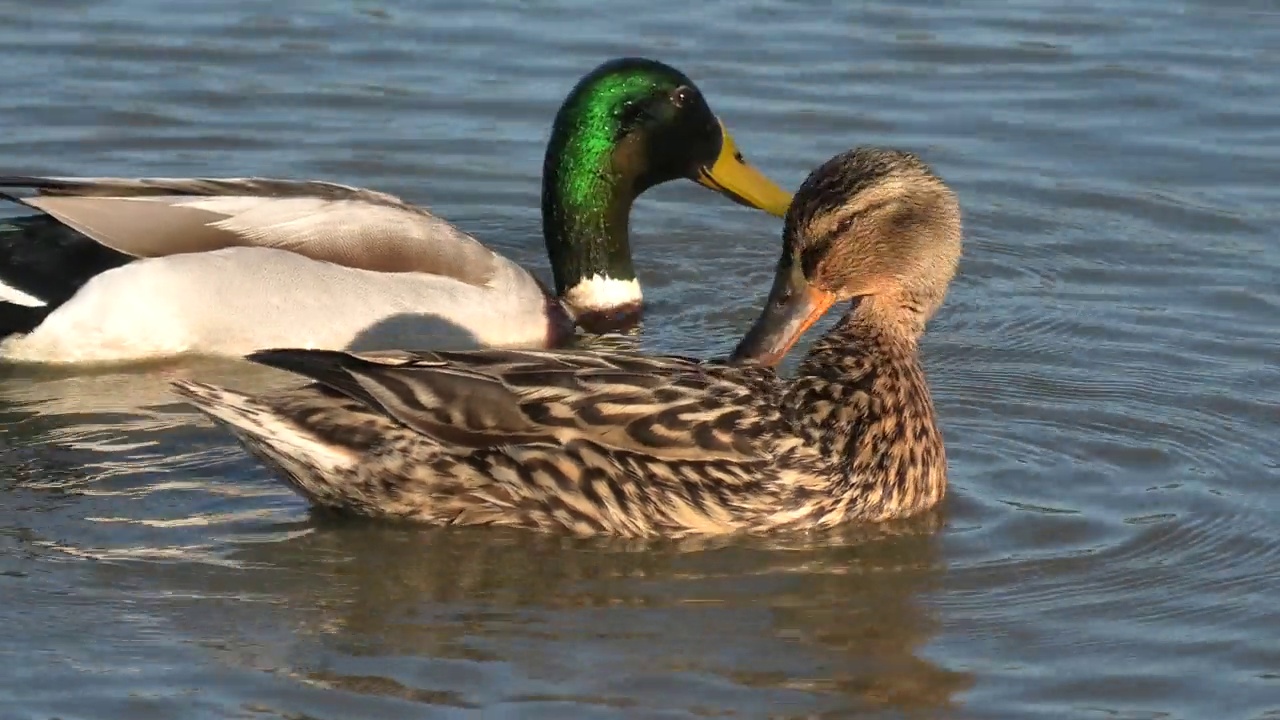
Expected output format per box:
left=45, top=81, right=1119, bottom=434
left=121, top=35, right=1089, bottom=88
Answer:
left=695, top=119, right=792, bottom=217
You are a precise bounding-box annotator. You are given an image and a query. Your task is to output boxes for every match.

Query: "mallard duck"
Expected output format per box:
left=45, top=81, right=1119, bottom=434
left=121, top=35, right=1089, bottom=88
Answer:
left=172, top=146, right=962, bottom=537
left=0, top=57, right=791, bottom=365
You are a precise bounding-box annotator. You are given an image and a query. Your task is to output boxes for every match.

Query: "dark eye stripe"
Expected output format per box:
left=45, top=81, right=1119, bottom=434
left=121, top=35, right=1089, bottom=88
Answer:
left=801, top=237, right=832, bottom=277
left=834, top=215, right=856, bottom=236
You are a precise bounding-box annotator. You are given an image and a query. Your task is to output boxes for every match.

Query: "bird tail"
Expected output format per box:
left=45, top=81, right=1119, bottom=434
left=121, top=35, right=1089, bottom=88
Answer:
left=171, top=379, right=360, bottom=509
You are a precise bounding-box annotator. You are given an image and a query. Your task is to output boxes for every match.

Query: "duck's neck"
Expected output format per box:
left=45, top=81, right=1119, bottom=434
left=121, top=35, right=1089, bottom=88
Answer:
left=541, top=127, right=643, bottom=332
left=790, top=299, right=947, bottom=521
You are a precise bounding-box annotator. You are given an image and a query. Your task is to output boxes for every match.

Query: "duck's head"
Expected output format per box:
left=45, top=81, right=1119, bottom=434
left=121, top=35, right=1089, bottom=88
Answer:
left=542, top=57, right=792, bottom=332
left=732, top=147, right=962, bottom=366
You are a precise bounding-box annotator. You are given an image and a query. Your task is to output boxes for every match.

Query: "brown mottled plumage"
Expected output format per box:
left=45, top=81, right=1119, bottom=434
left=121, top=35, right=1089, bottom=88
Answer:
left=171, top=146, right=962, bottom=537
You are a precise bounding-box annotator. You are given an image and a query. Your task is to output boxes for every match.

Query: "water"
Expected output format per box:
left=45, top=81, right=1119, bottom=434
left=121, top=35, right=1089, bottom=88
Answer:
left=1, top=0, right=1278, bottom=717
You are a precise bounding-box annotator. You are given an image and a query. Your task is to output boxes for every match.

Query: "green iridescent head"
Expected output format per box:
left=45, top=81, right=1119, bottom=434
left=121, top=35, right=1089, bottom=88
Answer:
left=540, top=57, right=792, bottom=332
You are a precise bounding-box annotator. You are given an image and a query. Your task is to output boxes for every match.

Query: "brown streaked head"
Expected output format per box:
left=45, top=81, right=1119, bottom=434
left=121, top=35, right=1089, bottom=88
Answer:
left=731, top=147, right=963, bottom=366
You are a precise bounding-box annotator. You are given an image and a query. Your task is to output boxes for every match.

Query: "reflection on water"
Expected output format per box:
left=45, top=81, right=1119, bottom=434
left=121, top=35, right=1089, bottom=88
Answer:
left=1, top=0, right=1279, bottom=717
left=213, top=522, right=968, bottom=715
left=11, top=473, right=971, bottom=716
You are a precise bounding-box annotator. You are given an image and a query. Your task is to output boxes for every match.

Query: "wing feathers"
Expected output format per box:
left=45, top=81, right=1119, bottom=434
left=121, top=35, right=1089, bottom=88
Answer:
left=246, top=348, right=776, bottom=463
left=0, top=176, right=500, bottom=286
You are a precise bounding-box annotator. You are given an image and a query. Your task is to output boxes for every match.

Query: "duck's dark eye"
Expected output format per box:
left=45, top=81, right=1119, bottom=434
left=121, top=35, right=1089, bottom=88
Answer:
left=799, top=240, right=830, bottom=279
left=671, top=85, right=694, bottom=108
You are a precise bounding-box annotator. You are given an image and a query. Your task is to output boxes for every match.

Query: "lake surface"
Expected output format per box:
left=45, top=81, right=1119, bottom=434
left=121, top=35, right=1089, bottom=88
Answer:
left=1, top=0, right=1278, bottom=717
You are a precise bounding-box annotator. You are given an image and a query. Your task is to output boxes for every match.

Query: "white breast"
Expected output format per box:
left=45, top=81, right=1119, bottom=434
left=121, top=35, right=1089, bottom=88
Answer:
left=0, top=247, right=553, bottom=364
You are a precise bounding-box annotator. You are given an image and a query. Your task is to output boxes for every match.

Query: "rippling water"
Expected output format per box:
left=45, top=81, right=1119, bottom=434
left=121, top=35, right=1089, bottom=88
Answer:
left=1, top=0, right=1278, bottom=717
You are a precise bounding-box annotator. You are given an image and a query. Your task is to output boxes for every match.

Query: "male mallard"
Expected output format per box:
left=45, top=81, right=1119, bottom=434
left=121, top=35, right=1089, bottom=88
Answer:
left=0, top=57, right=790, bottom=365
left=172, top=146, right=961, bottom=537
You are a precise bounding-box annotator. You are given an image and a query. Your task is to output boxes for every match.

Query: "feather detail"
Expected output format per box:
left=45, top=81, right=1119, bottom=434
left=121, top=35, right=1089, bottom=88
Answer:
left=173, top=331, right=944, bottom=537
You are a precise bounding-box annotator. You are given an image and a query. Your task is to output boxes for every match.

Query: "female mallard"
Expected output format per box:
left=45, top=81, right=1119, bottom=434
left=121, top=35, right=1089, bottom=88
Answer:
left=0, top=57, right=790, bottom=365
left=172, top=146, right=961, bottom=537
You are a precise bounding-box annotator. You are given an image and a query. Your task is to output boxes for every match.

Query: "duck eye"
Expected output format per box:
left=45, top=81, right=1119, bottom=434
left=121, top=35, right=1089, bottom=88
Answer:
left=671, top=86, right=694, bottom=108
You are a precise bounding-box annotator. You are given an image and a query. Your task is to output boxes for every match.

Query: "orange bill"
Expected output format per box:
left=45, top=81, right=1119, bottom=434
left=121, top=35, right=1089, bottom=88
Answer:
left=730, top=264, right=836, bottom=367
